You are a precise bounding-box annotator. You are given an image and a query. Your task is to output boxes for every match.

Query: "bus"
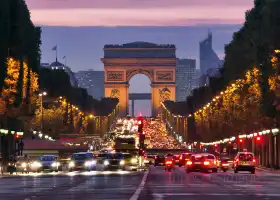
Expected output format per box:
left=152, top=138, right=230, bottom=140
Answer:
left=115, top=137, right=136, bottom=151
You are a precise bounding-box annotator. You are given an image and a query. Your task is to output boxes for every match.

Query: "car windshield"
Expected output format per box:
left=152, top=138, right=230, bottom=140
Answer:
left=40, top=156, right=56, bottom=161
left=73, top=153, right=93, bottom=160
left=184, top=154, right=192, bottom=159
left=123, top=154, right=133, bottom=159
left=192, top=155, right=204, bottom=161
left=107, top=153, right=123, bottom=159
left=17, top=157, right=27, bottom=161
left=239, top=154, right=254, bottom=161
left=221, top=157, right=231, bottom=161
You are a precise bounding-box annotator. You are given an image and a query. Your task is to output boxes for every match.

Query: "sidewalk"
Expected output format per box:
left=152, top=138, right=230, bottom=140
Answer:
left=256, top=166, right=280, bottom=173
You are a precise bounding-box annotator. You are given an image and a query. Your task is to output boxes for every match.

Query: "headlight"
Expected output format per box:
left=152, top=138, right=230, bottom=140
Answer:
left=21, top=163, right=27, bottom=168
left=51, top=162, right=60, bottom=167
left=69, top=161, right=75, bottom=168
left=31, top=161, right=42, bottom=168
left=131, top=158, right=137, bottom=164
left=104, top=160, right=109, bottom=166
left=120, top=160, right=125, bottom=165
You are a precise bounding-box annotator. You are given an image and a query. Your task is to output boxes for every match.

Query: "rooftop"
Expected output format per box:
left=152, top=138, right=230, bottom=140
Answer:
left=104, top=41, right=175, bottom=49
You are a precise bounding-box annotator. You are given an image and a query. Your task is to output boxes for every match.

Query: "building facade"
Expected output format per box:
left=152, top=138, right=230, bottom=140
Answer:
left=75, top=70, right=104, bottom=100
left=176, top=59, right=196, bottom=101
left=199, top=32, right=223, bottom=86
left=40, top=61, right=78, bottom=87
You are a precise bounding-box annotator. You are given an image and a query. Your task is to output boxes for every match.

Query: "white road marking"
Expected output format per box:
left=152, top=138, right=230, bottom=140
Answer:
left=129, top=171, right=149, bottom=200
left=153, top=193, right=280, bottom=197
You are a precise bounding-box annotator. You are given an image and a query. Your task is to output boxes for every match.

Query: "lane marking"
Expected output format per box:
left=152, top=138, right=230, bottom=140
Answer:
left=129, top=171, right=149, bottom=200
left=153, top=193, right=280, bottom=197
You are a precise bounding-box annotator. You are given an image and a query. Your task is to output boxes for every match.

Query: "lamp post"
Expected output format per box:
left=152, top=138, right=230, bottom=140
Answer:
left=39, top=92, right=47, bottom=131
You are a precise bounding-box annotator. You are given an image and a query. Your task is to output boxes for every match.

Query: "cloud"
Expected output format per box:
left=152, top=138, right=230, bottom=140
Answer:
left=26, top=0, right=254, bottom=26
left=26, top=0, right=253, bottom=9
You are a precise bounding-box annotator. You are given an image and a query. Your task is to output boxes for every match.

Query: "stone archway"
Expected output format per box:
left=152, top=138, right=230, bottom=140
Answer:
left=102, top=42, right=176, bottom=116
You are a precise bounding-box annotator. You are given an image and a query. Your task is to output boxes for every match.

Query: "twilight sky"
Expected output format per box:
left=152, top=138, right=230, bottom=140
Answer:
left=26, top=0, right=253, bottom=26
left=25, top=0, right=254, bottom=116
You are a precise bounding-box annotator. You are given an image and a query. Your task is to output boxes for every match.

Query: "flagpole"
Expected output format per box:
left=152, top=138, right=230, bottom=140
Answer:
left=56, top=44, right=58, bottom=62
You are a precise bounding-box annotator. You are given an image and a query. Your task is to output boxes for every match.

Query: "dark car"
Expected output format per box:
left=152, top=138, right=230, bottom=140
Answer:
left=68, top=152, right=96, bottom=171
left=154, top=154, right=165, bottom=166
left=102, top=152, right=126, bottom=170
left=178, top=153, right=192, bottom=167
left=186, top=154, right=218, bottom=173
left=7, top=156, right=30, bottom=174
left=173, top=154, right=181, bottom=165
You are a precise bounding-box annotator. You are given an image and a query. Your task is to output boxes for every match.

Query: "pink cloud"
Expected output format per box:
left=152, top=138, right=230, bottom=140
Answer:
left=25, top=0, right=254, bottom=26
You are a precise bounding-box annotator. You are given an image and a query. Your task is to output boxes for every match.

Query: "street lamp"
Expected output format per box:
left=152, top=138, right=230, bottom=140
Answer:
left=39, top=91, right=47, bottom=131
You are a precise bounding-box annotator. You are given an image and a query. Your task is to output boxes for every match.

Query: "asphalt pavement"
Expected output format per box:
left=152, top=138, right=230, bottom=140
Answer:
left=1, top=167, right=280, bottom=200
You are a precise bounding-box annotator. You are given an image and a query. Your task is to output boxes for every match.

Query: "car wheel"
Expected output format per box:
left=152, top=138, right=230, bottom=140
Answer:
left=234, top=169, right=238, bottom=173
left=10, top=171, right=13, bottom=175
left=223, top=169, right=227, bottom=172
left=251, top=169, right=255, bottom=174
left=168, top=168, right=172, bottom=172
left=186, top=169, right=191, bottom=173
left=212, top=168, right=218, bottom=173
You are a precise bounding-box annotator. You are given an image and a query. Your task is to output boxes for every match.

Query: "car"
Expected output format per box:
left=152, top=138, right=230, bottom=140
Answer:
left=173, top=154, right=181, bottom=165
left=233, top=152, right=256, bottom=174
left=7, top=156, right=30, bottom=174
left=68, top=152, right=96, bottom=172
left=154, top=154, right=165, bottom=166
left=30, top=155, right=60, bottom=172
left=102, top=152, right=126, bottom=170
left=144, top=154, right=155, bottom=165
left=186, top=153, right=218, bottom=173
left=178, top=153, right=192, bottom=167
left=123, top=153, right=138, bottom=171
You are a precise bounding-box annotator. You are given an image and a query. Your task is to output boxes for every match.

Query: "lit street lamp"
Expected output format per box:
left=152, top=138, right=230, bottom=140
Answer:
left=39, top=91, right=47, bottom=131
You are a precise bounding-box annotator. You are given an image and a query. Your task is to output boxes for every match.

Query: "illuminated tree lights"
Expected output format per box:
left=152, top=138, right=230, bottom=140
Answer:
left=0, top=58, right=39, bottom=114
left=162, top=66, right=279, bottom=143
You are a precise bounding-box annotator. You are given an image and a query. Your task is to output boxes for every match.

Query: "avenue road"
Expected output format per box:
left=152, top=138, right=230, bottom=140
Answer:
left=1, top=167, right=280, bottom=200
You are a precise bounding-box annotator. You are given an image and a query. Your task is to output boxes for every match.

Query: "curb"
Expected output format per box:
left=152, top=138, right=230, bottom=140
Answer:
left=256, top=167, right=280, bottom=172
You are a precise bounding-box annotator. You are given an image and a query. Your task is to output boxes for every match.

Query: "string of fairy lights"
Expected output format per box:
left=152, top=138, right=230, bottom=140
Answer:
left=58, top=96, right=118, bottom=119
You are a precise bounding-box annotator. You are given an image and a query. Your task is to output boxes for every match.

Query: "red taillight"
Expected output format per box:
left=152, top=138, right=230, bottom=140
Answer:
left=186, top=161, right=192, bottom=165
left=180, top=155, right=182, bottom=160
left=235, top=158, right=239, bottom=162
left=166, top=161, right=172, bottom=165
left=253, top=159, right=256, bottom=163
left=204, top=161, right=210, bottom=165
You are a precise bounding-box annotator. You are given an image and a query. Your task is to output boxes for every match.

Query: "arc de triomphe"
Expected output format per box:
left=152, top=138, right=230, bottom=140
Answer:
left=101, top=42, right=176, bottom=116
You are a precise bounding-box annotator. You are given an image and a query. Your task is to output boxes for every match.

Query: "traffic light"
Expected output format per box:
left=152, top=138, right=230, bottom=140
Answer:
left=139, top=149, right=145, bottom=156
left=256, top=136, right=261, bottom=142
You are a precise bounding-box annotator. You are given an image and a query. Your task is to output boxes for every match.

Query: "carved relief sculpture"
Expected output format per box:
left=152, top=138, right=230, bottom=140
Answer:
left=110, top=89, right=121, bottom=99
left=156, top=71, right=173, bottom=81
left=107, top=71, right=124, bottom=81
left=159, top=87, right=171, bottom=102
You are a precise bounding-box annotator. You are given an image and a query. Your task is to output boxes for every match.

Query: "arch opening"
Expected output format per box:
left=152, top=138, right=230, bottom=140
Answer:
left=129, top=74, right=151, bottom=117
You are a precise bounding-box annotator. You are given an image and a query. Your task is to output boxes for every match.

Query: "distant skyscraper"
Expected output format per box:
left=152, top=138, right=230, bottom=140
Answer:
left=40, top=61, right=78, bottom=87
left=75, top=70, right=104, bottom=100
left=176, top=59, right=196, bottom=101
left=199, top=31, right=223, bottom=86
